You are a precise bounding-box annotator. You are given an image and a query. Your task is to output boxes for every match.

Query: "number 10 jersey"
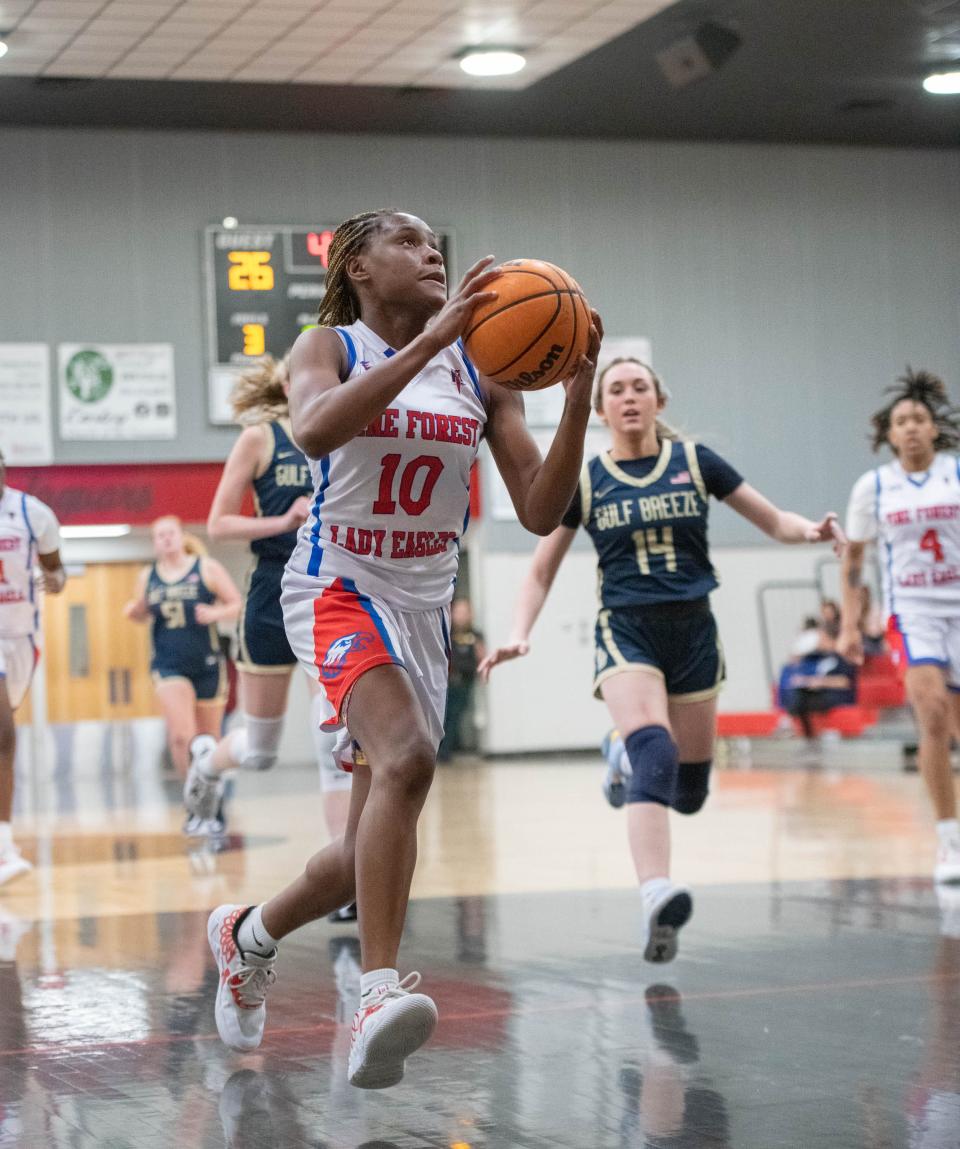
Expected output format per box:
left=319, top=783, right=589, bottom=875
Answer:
left=845, top=452, right=960, bottom=616
left=286, top=321, right=487, bottom=611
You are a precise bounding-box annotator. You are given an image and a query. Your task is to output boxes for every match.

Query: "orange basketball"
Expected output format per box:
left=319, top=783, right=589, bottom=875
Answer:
left=463, top=258, right=591, bottom=391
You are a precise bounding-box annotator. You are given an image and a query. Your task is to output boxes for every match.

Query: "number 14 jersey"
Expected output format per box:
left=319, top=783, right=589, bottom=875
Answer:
left=286, top=321, right=487, bottom=611
left=846, top=452, right=960, bottom=616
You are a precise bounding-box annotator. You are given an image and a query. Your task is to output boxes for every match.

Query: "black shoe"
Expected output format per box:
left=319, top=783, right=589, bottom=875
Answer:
left=328, top=902, right=357, bottom=923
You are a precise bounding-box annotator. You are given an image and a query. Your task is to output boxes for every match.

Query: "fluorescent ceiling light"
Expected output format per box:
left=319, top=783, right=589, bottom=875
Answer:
left=923, top=71, right=960, bottom=94
left=459, top=50, right=525, bottom=77
left=61, top=524, right=132, bottom=539
left=0, top=41, right=8, bottom=59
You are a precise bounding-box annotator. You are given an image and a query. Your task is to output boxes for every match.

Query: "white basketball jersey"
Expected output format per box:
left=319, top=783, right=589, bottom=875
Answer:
left=845, top=452, right=960, bottom=616
left=0, top=486, right=61, bottom=638
left=287, top=321, right=487, bottom=611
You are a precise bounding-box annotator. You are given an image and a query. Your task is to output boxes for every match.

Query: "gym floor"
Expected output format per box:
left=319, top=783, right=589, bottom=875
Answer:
left=0, top=723, right=957, bottom=1148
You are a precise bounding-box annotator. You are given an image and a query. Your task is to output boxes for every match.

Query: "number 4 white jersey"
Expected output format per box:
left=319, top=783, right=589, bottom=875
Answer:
left=845, top=452, right=960, bottom=616
left=286, top=321, right=487, bottom=611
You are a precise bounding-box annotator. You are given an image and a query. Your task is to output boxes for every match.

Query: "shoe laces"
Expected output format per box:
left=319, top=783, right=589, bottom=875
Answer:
left=366, top=971, right=422, bottom=1006
left=231, top=956, right=277, bottom=1008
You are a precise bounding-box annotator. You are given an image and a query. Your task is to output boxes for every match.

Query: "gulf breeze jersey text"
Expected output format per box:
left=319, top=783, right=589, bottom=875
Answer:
left=287, top=321, right=487, bottom=611
left=846, top=453, right=960, bottom=614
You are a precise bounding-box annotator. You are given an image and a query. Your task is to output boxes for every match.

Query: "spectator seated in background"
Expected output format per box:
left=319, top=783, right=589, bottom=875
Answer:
left=777, top=621, right=858, bottom=740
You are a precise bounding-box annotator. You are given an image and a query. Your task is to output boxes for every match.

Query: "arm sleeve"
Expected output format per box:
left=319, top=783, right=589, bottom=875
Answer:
left=844, top=471, right=878, bottom=542
left=560, top=486, right=582, bottom=530
left=695, top=444, right=744, bottom=500
left=26, top=497, right=62, bottom=554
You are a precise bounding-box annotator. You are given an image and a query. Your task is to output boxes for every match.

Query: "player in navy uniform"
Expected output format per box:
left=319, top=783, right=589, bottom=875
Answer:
left=480, top=358, right=843, bottom=962
left=125, top=516, right=240, bottom=827
left=183, top=356, right=353, bottom=882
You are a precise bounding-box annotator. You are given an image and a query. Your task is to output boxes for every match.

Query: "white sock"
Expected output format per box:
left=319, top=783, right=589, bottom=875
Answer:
left=936, top=818, right=960, bottom=843
left=236, top=904, right=278, bottom=956
left=641, top=877, right=672, bottom=909
left=0, top=823, right=12, bottom=852
left=361, top=968, right=399, bottom=1001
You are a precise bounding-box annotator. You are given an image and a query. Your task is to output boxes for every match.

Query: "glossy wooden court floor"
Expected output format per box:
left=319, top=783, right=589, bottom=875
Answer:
left=1, top=722, right=958, bottom=1148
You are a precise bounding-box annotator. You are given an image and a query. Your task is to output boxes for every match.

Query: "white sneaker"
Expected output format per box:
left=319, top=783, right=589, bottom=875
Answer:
left=0, top=848, right=32, bottom=887
left=348, top=973, right=438, bottom=1089
left=208, top=904, right=277, bottom=1052
left=934, top=835, right=960, bottom=885
left=184, top=735, right=224, bottom=821
left=643, top=884, right=694, bottom=964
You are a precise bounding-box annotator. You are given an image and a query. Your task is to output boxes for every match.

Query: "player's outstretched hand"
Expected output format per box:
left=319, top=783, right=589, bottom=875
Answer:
left=561, top=309, right=604, bottom=407
left=425, top=256, right=501, bottom=352
left=806, top=512, right=846, bottom=556
left=477, top=641, right=530, bottom=682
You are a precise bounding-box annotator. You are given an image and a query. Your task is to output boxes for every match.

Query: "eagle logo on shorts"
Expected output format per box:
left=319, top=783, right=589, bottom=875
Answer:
left=320, top=631, right=376, bottom=680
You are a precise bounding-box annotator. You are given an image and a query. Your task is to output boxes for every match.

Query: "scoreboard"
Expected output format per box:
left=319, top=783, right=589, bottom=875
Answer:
left=203, top=223, right=452, bottom=421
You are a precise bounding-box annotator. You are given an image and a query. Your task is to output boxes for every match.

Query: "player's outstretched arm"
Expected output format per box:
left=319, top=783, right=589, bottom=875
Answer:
left=37, top=550, right=66, bottom=594
left=485, top=311, right=602, bottom=536
left=208, top=426, right=307, bottom=543
left=838, top=540, right=867, bottom=665
left=723, top=483, right=846, bottom=554
left=477, top=525, right=576, bottom=681
left=123, top=567, right=151, bottom=623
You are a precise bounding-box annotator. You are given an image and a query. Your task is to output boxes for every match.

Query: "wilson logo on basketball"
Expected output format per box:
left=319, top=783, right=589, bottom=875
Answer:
left=501, top=344, right=564, bottom=390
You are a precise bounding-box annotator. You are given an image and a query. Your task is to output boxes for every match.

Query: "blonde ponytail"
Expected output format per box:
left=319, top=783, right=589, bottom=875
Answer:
left=182, top=532, right=207, bottom=557
left=230, top=354, right=290, bottom=426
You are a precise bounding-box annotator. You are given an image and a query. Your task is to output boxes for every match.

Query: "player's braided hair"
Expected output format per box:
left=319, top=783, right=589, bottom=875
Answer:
left=316, top=209, right=398, bottom=327
left=594, top=357, right=680, bottom=442
left=870, top=367, right=960, bottom=453
left=230, top=354, right=289, bottom=426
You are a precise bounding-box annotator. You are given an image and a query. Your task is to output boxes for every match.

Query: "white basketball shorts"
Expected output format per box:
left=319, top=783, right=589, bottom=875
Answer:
left=890, top=611, right=960, bottom=689
left=0, top=636, right=38, bottom=710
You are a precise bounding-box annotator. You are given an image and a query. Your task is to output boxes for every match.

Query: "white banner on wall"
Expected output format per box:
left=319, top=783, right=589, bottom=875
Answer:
left=58, top=344, right=177, bottom=440
left=0, top=344, right=53, bottom=464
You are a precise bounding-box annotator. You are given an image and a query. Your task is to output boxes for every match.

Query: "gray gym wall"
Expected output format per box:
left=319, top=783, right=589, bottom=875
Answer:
left=2, top=126, right=959, bottom=545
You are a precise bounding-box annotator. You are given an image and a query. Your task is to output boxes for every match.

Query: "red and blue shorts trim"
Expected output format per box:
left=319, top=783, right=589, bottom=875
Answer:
left=311, top=577, right=404, bottom=727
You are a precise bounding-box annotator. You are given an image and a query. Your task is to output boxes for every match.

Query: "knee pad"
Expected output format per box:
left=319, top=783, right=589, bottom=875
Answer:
left=673, top=760, right=712, bottom=815
left=228, top=715, right=283, bottom=771
left=625, top=725, right=678, bottom=806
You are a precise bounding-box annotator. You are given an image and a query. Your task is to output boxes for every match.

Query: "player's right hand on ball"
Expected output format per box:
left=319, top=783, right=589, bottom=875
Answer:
left=477, top=641, right=530, bottom=682
left=425, top=256, right=501, bottom=352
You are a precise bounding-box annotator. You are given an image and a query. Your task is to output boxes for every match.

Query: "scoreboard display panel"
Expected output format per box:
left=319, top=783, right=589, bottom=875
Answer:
left=204, top=223, right=452, bottom=370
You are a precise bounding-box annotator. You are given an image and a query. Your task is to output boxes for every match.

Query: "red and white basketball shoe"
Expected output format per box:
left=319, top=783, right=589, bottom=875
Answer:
left=348, top=973, right=438, bottom=1089
left=208, top=904, right=277, bottom=1052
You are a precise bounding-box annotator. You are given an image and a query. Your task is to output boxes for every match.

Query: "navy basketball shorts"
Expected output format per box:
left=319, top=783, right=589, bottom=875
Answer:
left=152, top=655, right=227, bottom=704
left=237, top=560, right=297, bottom=673
left=593, top=597, right=725, bottom=703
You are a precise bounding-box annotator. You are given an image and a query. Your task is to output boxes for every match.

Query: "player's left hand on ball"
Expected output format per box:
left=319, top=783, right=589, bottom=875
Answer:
left=561, top=309, right=604, bottom=404
left=807, top=512, right=846, bottom=555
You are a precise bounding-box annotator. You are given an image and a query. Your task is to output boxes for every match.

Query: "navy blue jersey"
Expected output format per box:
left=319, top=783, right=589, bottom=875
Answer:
left=147, top=558, right=220, bottom=672
left=561, top=440, right=743, bottom=608
left=251, top=421, right=312, bottom=562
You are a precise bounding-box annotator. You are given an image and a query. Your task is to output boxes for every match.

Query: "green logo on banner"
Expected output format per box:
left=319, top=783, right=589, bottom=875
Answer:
left=65, top=349, right=113, bottom=403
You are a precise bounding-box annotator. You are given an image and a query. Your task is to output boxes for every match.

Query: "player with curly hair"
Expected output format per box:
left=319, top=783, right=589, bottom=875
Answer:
left=839, top=368, right=960, bottom=887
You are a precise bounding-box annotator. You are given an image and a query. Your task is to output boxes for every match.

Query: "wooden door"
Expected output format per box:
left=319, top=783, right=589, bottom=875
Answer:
left=41, top=563, right=158, bottom=723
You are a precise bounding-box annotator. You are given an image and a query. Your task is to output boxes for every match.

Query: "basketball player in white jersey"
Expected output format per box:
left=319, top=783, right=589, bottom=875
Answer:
left=205, top=209, right=602, bottom=1089
left=839, top=370, right=960, bottom=889
left=0, top=448, right=66, bottom=885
